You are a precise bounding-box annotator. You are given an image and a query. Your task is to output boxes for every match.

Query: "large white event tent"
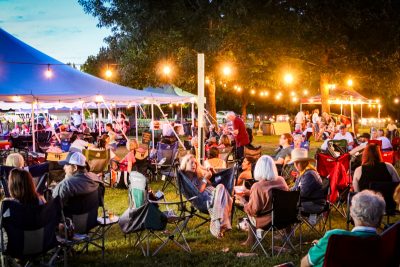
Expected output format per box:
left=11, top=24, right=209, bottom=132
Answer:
left=0, top=28, right=190, bottom=149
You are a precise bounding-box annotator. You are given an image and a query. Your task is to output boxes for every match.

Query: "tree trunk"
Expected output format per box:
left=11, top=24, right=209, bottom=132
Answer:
left=206, top=75, right=217, bottom=126
left=241, top=95, right=248, bottom=122
left=320, top=73, right=330, bottom=114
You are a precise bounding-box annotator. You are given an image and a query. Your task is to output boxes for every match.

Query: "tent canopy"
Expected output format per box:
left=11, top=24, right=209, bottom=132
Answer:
left=301, top=88, right=371, bottom=105
left=0, top=28, right=188, bottom=106
left=144, top=84, right=196, bottom=101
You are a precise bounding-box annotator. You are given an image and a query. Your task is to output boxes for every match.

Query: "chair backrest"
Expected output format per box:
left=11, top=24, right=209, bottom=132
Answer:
left=369, top=181, right=400, bottom=216
left=35, top=131, right=52, bottom=144
left=380, top=221, right=400, bottom=267
left=218, top=147, right=233, bottom=162
left=210, top=166, right=236, bottom=195
left=156, top=142, right=178, bottom=165
left=328, top=139, right=348, bottom=153
left=368, top=139, right=383, bottom=147
left=0, top=165, right=14, bottom=198
left=316, top=153, right=350, bottom=179
left=381, top=150, right=395, bottom=164
left=82, top=149, right=110, bottom=173
left=323, top=234, right=381, bottom=267
left=128, top=172, right=147, bottom=209
left=35, top=173, right=48, bottom=196
left=0, top=197, right=61, bottom=259
left=28, top=162, right=49, bottom=178
left=271, top=189, right=300, bottom=229
left=177, top=171, right=207, bottom=213
left=63, top=185, right=104, bottom=234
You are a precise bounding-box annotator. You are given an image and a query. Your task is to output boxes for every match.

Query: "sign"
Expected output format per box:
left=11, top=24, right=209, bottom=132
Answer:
left=272, top=122, right=291, bottom=136
left=142, top=131, right=151, bottom=145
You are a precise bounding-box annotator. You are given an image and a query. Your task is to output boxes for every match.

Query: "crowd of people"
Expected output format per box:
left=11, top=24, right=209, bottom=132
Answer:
left=0, top=108, right=399, bottom=265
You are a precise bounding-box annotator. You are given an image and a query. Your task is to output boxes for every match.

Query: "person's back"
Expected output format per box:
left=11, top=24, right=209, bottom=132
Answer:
left=357, top=162, right=393, bottom=191
left=377, top=136, right=392, bottom=150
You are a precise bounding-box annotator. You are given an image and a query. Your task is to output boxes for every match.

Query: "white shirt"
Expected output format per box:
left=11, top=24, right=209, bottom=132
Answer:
left=387, top=123, right=397, bottom=131
left=333, top=132, right=354, bottom=145
left=377, top=136, right=392, bottom=150
left=312, top=113, right=319, bottom=124
left=72, top=113, right=82, bottom=126
left=70, top=139, right=89, bottom=152
left=295, top=112, right=305, bottom=124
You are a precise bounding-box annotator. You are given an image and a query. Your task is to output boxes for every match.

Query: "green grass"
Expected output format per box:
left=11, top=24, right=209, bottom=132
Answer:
left=66, top=135, right=374, bottom=266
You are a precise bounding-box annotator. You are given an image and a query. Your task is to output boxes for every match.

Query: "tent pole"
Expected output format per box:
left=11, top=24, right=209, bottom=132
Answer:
left=31, top=101, right=36, bottom=153
left=180, top=104, right=183, bottom=124
left=340, top=104, right=343, bottom=115
left=135, top=105, right=138, bottom=141
left=378, top=105, right=381, bottom=128
left=98, top=103, right=101, bottom=135
left=351, top=103, right=355, bottom=133
left=81, top=103, right=85, bottom=123
left=191, top=101, right=195, bottom=136
left=151, top=103, right=155, bottom=149
left=197, top=54, right=205, bottom=163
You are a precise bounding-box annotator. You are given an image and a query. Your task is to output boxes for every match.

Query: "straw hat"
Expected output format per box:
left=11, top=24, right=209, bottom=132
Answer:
left=288, top=148, right=315, bottom=164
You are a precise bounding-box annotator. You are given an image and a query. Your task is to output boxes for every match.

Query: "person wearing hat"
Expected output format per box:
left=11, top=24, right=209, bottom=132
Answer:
left=349, top=132, right=370, bottom=156
left=333, top=125, right=354, bottom=150
left=290, top=148, right=326, bottom=215
left=52, top=152, right=102, bottom=203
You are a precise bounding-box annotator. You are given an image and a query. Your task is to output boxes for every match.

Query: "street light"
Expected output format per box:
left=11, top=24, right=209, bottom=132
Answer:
left=347, top=79, right=353, bottom=87
left=163, top=65, right=172, bottom=76
left=283, top=73, right=294, bottom=84
left=395, top=98, right=399, bottom=104
left=222, top=65, right=232, bottom=76
left=105, top=69, right=113, bottom=78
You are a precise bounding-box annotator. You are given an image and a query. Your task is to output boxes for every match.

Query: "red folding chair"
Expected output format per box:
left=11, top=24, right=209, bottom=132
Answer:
left=368, top=140, right=395, bottom=164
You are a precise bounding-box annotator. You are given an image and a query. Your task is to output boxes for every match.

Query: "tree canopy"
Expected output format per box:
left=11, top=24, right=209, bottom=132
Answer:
left=79, top=0, right=400, bottom=118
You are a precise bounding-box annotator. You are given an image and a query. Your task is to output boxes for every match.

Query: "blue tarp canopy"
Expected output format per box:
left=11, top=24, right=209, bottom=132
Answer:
left=0, top=28, right=188, bottom=106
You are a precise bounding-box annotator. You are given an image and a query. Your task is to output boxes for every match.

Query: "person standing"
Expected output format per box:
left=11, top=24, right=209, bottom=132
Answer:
left=71, top=111, right=82, bottom=128
left=312, top=109, right=320, bottom=139
left=295, top=110, right=305, bottom=130
left=226, top=112, right=250, bottom=159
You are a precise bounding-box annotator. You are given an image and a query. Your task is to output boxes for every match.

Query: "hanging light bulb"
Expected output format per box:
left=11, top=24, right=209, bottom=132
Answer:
left=44, top=64, right=53, bottom=78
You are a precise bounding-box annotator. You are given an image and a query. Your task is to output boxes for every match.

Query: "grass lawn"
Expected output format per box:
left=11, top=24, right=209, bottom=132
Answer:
left=67, top=135, right=370, bottom=266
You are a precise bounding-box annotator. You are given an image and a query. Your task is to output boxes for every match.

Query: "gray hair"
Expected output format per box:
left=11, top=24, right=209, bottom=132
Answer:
left=226, top=112, right=236, bottom=120
left=350, top=190, right=386, bottom=227
left=6, top=153, right=25, bottom=168
left=253, top=155, right=278, bottom=181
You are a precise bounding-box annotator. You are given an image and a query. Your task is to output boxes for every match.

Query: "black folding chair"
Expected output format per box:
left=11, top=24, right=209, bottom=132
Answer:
left=248, top=189, right=301, bottom=257
left=369, top=181, right=400, bottom=225
left=0, top=165, right=13, bottom=198
left=0, top=197, right=65, bottom=267
left=154, top=142, right=179, bottom=191
left=35, top=131, right=53, bottom=153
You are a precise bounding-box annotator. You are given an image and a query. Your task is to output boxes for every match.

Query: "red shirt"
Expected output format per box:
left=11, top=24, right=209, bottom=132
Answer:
left=233, top=117, right=250, bottom=147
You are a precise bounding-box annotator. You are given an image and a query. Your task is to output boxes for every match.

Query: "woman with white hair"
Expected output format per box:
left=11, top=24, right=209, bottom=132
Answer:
left=5, top=153, right=25, bottom=168
left=238, top=155, right=288, bottom=246
left=180, top=154, right=232, bottom=238
left=301, top=190, right=385, bottom=267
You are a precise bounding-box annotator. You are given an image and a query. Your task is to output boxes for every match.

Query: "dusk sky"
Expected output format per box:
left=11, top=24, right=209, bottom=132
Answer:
left=0, top=0, right=111, bottom=64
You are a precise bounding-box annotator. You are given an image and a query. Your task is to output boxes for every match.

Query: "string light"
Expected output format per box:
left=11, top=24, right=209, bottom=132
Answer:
left=44, top=64, right=53, bottom=78
left=303, top=89, right=308, bottom=95
left=283, top=73, right=294, bottom=84
left=250, top=89, right=256, bottom=95
left=105, top=69, right=113, bottom=78
left=12, top=95, right=21, bottom=102
left=163, top=65, right=171, bottom=75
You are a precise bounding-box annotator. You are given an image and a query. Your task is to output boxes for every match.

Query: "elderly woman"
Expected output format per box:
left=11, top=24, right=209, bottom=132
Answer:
left=5, top=153, right=25, bottom=168
left=301, top=190, right=385, bottom=267
left=180, top=154, right=232, bottom=238
left=291, top=148, right=326, bottom=215
left=238, top=155, right=288, bottom=246
left=353, top=144, right=400, bottom=192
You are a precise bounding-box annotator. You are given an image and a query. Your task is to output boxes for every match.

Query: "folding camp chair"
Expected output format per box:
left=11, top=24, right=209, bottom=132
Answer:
left=35, top=131, right=53, bottom=153
left=316, top=152, right=351, bottom=218
left=380, top=221, right=400, bottom=267
left=218, top=146, right=233, bottom=166
left=247, top=189, right=301, bottom=257
left=82, top=149, right=110, bottom=184
left=120, top=172, right=195, bottom=256
left=368, top=139, right=395, bottom=164
left=60, top=184, right=116, bottom=260
left=280, top=163, right=299, bottom=187
left=0, top=165, right=13, bottom=198
left=322, top=234, right=381, bottom=267
left=0, top=196, right=65, bottom=267
left=369, top=181, right=400, bottom=225
left=244, top=145, right=262, bottom=162
left=154, top=142, right=179, bottom=191
left=327, top=139, right=348, bottom=154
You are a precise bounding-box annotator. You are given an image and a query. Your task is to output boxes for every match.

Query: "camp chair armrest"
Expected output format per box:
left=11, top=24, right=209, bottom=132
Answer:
left=148, top=196, right=198, bottom=206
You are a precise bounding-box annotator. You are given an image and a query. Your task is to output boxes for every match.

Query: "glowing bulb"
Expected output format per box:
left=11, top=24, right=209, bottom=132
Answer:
left=222, top=66, right=232, bottom=76
left=163, top=65, right=171, bottom=75
left=105, top=69, right=113, bottom=78
left=394, top=98, right=399, bottom=104
left=303, top=89, right=308, bottom=95
left=95, top=95, right=104, bottom=102
left=260, top=92, right=264, bottom=96
left=44, top=65, right=53, bottom=78
left=205, top=77, right=210, bottom=84
left=347, top=79, right=353, bottom=87
left=292, top=97, right=298, bottom=102
left=290, top=91, right=295, bottom=96
left=284, top=73, right=294, bottom=84
left=12, top=96, right=21, bottom=102
left=169, top=104, right=173, bottom=108
left=251, top=89, right=256, bottom=95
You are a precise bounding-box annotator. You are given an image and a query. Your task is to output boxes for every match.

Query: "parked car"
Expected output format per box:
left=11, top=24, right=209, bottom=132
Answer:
left=216, top=111, right=232, bottom=123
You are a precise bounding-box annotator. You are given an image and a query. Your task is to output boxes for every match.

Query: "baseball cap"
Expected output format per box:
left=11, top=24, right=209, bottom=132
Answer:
left=339, top=125, right=346, bottom=129
left=59, top=152, right=87, bottom=167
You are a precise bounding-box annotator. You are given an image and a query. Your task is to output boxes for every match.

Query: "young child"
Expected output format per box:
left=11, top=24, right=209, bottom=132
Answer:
left=111, top=138, right=138, bottom=188
left=106, top=123, right=117, bottom=151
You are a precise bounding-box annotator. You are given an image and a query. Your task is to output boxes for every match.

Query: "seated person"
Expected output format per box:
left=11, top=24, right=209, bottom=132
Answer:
left=377, top=129, right=392, bottom=151
left=180, top=154, right=232, bottom=238
left=79, top=122, right=91, bottom=134
left=69, top=133, right=90, bottom=152
left=302, top=122, right=314, bottom=140
left=52, top=152, right=102, bottom=203
left=293, top=134, right=303, bottom=149
left=236, top=156, right=257, bottom=185
left=353, top=144, right=400, bottom=192
left=273, top=133, right=293, bottom=165
left=218, top=134, right=232, bottom=149
left=349, top=133, right=370, bottom=156
left=237, top=155, right=288, bottom=246
left=291, top=148, right=326, bottom=214
left=20, top=123, right=30, bottom=135
left=386, top=121, right=397, bottom=141
left=5, top=153, right=25, bottom=168
left=204, top=147, right=227, bottom=170
left=105, top=123, right=117, bottom=151
left=207, top=125, right=219, bottom=140
left=10, top=125, right=20, bottom=135
left=205, top=136, right=218, bottom=152
left=300, top=190, right=385, bottom=267
left=111, top=138, right=139, bottom=188
left=6, top=168, right=46, bottom=205
left=293, top=124, right=302, bottom=135
left=333, top=125, right=354, bottom=150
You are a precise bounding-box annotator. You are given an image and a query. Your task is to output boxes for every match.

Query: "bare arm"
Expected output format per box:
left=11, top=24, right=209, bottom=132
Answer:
left=301, top=255, right=312, bottom=267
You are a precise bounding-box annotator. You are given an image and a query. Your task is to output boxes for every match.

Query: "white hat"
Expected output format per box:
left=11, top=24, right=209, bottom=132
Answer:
left=288, top=148, right=315, bottom=164
left=59, top=152, right=87, bottom=167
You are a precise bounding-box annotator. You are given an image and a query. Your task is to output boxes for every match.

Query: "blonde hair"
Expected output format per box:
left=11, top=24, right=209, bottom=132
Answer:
left=180, top=154, right=203, bottom=177
left=126, top=138, right=138, bottom=151
left=6, top=153, right=25, bottom=168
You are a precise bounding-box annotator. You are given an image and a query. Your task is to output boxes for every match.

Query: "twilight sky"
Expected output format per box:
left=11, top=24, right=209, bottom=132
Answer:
left=0, top=0, right=111, bottom=64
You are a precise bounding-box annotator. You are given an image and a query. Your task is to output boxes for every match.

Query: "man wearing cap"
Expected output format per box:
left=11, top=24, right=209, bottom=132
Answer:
left=349, top=132, right=370, bottom=156
left=290, top=148, right=326, bottom=215
left=333, top=125, right=354, bottom=150
left=52, top=152, right=102, bottom=203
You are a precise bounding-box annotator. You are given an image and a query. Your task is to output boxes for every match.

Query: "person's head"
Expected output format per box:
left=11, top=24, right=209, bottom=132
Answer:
left=314, top=109, right=319, bottom=114
left=190, top=135, right=198, bottom=148
left=127, top=138, right=138, bottom=151
left=253, top=155, right=278, bottom=181
left=60, top=152, right=87, bottom=177
left=219, top=134, right=231, bottom=147
left=208, top=136, right=217, bottom=145
left=350, top=190, right=385, bottom=227
left=6, top=153, right=25, bottom=168
left=180, top=154, right=198, bottom=173
left=291, top=148, right=315, bottom=172
left=294, top=124, right=301, bottom=131
left=242, top=157, right=256, bottom=171
left=36, top=123, right=44, bottom=131
left=339, top=125, right=347, bottom=135
left=358, top=132, right=370, bottom=143
left=293, top=135, right=303, bottom=149
left=98, top=134, right=109, bottom=149
left=226, top=112, right=236, bottom=122
left=207, top=147, right=219, bottom=159
left=279, top=133, right=293, bottom=147
left=106, top=123, right=113, bottom=131
left=81, top=122, right=87, bottom=128
left=362, top=144, right=383, bottom=166
left=371, top=128, right=378, bottom=139
left=8, top=168, right=39, bottom=205
left=378, top=129, right=385, bottom=137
